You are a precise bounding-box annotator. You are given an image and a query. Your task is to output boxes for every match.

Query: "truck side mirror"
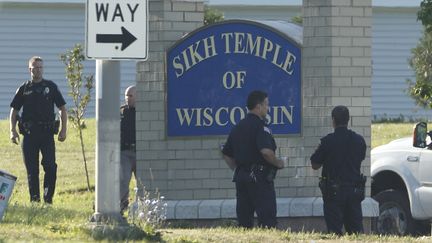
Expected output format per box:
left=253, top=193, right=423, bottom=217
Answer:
left=413, top=122, right=427, bottom=148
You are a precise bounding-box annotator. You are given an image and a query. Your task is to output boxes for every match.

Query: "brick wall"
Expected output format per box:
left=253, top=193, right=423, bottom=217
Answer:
left=302, top=0, right=372, bottom=194
left=136, top=0, right=223, bottom=199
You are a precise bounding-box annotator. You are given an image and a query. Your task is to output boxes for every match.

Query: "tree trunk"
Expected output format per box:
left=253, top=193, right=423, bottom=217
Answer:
left=78, top=123, right=91, bottom=191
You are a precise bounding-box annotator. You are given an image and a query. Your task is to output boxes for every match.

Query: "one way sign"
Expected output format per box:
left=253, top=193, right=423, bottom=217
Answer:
left=86, top=0, right=148, bottom=60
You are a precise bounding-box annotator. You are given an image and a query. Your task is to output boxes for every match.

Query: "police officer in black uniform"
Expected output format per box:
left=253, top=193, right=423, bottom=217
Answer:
left=9, top=56, right=67, bottom=204
left=310, top=105, right=366, bottom=235
left=222, top=90, right=285, bottom=228
left=120, top=85, right=137, bottom=213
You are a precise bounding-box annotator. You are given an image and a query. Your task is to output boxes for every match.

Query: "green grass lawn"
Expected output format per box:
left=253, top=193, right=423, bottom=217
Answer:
left=0, top=120, right=429, bottom=242
left=371, top=123, right=414, bottom=149
left=0, top=119, right=96, bottom=242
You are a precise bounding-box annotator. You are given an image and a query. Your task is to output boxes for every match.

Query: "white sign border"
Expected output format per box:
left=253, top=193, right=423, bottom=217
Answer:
left=85, top=0, right=149, bottom=60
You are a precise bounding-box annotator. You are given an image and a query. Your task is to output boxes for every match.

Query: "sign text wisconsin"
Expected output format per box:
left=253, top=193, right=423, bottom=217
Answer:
left=167, top=20, right=302, bottom=136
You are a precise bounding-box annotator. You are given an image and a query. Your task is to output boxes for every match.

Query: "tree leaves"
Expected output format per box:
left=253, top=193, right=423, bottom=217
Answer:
left=60, top=44, right=93, bottom=191
left=408, top=1, right=432, bottom=109
left=204, top=7, right=224, bottom=26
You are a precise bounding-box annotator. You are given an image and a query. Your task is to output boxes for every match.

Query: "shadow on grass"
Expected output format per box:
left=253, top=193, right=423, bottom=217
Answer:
left=57, top=185, right=95, bottom=195
left=2, top=202, right=84, bottom=226
left=86, top=223, right=164, bottom=242
left=166, top=219, right=237, bottom=229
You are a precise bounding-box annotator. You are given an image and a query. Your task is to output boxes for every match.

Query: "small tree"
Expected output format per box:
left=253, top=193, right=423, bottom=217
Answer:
left=291, top=16, right=303, bottom=25
left=204, top=7, right=224, bottom=25
left=60, top=44, right=94, bottom=191
left=408, top=0, right=432, bottom=108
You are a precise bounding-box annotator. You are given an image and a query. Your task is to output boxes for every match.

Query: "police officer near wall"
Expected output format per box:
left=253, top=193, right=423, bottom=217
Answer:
left=222, top=90, right=285, bottom=228
left=120, top=85, right=137, bottom=213
left=9, top=56, right=67, bottom=204
left=310, top=105, right=366, bottom=235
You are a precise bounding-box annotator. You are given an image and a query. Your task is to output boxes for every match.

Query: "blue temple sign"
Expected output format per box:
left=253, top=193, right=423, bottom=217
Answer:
left=166, top=20, right=302, bottom=137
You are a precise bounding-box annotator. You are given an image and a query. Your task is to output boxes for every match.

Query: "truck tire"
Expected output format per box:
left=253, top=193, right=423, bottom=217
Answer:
left=373, top=189, right=415, bottom=235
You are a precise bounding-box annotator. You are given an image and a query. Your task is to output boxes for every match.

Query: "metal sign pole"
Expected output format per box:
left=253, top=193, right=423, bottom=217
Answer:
left=91, top=59, right=122, bottom=223
left=85, top=0, right=148, bottom=224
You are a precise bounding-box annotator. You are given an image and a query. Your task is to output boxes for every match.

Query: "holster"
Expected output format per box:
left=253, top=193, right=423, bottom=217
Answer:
left=354, top=174, right=367, bottom=201
left=319, top=177, right=340, bottom=200
left=53, top=120, right=60, bottom=135
left=17, top=120, right=25, bottom=134
left=18, top=120, right=32, bottom=135
left=264, top=165, right=277, bottom=182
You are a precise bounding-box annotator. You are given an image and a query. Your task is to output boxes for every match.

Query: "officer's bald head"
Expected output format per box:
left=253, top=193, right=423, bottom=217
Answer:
left=332, top=105, right=349, bottom=127
left=28, top=56, right=43, bottom=67
left=125, top=85, right=136, bottom=107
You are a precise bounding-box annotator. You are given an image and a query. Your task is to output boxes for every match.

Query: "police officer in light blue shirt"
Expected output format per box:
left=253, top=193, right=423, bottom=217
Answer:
left=222, top=90, right=285, bottom=228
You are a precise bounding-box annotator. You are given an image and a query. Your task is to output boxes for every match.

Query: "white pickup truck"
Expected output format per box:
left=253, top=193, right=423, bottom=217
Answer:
left=371, top=122, right=432, bottom=235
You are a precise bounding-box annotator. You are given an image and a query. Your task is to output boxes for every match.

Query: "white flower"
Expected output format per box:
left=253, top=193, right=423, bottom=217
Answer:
left=128, top=188, right=168, bottom=228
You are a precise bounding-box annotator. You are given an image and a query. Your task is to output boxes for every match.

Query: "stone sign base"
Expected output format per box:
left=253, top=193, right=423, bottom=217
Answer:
left=165, top=197, right=379, bottom=233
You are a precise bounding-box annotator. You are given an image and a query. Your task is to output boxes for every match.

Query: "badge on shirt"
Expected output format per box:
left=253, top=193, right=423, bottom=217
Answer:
left=44, top=87, right=50, bottom=95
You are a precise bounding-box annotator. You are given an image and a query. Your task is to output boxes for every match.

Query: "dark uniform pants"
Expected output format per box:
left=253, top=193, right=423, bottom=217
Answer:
left=120, top=149, right=137, bottom=213
left=235, top=169, right=277, bottom=228
left=323, top=186, right=364, bottom=235
left=21, top=127, right=57, bottom=203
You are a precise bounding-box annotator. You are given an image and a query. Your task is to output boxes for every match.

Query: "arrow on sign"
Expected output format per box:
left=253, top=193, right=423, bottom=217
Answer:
left=96, top=26, right=137, bottom=51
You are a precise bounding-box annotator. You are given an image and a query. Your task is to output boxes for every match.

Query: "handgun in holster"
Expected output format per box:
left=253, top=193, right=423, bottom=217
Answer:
left=354, top=174, right=367, bottom=201
left=253, top=164, right=277, bottom=182
left=265, top=165, right=277, bottom=182
left=319, top=176, right=340, bottom=199
left=16, top=114, right=30, bottom=135
left=53, top=119, right=60, bottom=135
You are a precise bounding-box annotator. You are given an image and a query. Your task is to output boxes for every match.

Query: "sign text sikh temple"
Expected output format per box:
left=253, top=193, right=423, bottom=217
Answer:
left=167, top=20, right=302, bottom=136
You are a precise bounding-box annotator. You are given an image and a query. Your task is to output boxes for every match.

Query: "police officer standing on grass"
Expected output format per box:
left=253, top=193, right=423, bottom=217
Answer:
left=9, top=56, right=67, bottom=204
left=310, top=105, right=366, bottom=235
left=222, top=90, right=285, bottom=228
left=120, top=85, right=137, bottom=214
